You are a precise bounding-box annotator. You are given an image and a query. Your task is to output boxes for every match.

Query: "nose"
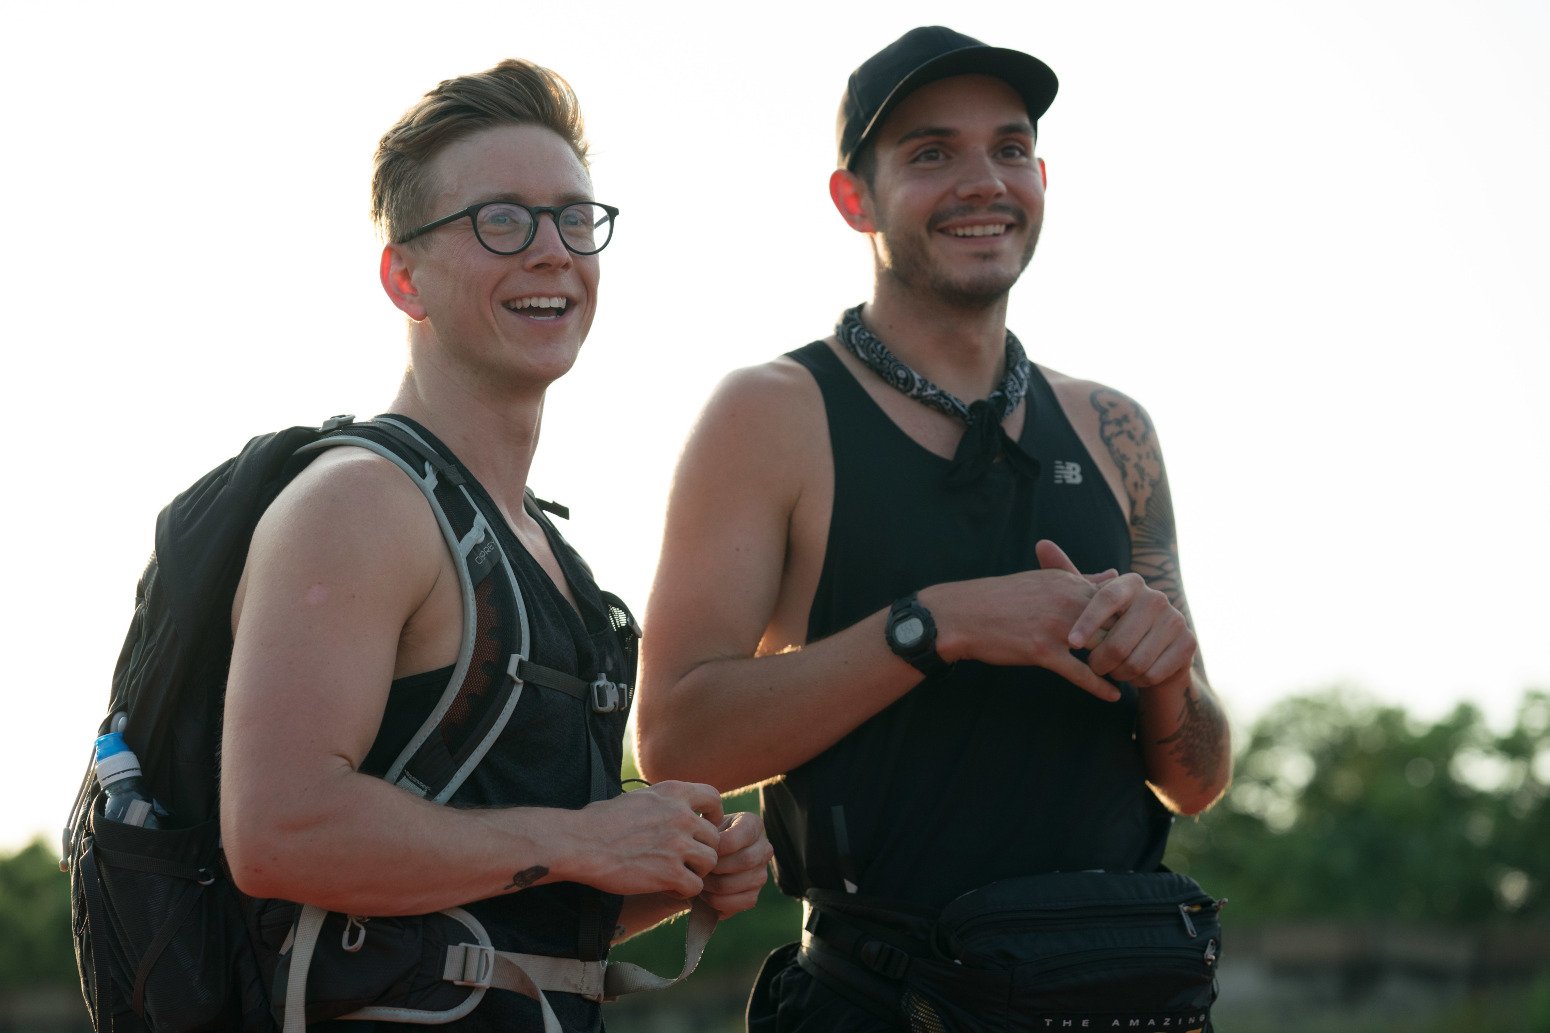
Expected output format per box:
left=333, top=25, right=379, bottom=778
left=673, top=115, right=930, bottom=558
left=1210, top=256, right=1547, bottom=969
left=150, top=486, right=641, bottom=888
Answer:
left=522, top=211, right=573, bottom=269
left=955, top=151, right=1008, bottom=204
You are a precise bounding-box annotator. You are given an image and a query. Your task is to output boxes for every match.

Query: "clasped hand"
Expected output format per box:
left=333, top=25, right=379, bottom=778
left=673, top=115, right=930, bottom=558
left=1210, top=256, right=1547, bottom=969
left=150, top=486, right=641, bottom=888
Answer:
left=584, top=781, right=770, bottom=917
left=938, top=540, right=1194, bottom=702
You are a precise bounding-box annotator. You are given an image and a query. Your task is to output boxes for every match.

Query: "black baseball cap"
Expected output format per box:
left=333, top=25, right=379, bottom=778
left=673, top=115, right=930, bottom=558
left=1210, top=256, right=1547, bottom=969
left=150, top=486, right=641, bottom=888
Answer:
left=837, top=25, right=1059, bottom=170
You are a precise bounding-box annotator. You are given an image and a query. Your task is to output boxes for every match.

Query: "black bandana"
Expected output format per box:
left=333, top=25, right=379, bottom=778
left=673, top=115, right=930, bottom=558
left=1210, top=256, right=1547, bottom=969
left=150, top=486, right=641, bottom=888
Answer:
left=836, top=305, right=1040, bottom=487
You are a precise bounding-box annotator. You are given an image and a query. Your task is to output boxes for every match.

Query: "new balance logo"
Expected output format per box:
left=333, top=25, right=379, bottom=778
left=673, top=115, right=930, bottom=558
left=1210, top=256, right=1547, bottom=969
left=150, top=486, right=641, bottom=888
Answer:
left=1053, top=460, right=1083, bottom=485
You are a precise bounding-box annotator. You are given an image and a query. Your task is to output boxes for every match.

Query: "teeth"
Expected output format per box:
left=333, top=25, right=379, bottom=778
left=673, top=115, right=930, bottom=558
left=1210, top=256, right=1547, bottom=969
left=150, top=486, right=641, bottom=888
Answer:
left=508, top=296, right=567, bottom=310
left=948, top=225, right=1008, bottom=237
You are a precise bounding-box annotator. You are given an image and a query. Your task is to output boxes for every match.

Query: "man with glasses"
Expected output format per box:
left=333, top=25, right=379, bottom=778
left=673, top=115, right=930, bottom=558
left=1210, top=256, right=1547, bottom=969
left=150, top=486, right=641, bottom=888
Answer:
left=220, top=59, right=770, bottom=1032
left=636, top=27, right=1230, bottom=1030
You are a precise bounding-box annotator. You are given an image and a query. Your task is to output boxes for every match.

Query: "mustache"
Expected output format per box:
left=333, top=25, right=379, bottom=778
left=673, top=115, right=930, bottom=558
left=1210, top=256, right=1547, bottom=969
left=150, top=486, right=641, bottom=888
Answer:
left=927, top=203, right=1026, bottom=232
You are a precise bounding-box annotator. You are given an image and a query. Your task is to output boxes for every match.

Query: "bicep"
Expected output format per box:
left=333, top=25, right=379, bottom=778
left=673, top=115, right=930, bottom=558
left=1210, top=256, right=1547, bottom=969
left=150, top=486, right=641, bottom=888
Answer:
left=642, top=370, right=811, bottom=690
left=223, top=461, right=441, bottom=791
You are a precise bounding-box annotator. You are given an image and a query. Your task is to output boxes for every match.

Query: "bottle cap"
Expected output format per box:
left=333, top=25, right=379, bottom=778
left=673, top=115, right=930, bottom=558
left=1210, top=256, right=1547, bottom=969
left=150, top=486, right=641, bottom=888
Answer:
left=94, top=732, right=142, bottom=784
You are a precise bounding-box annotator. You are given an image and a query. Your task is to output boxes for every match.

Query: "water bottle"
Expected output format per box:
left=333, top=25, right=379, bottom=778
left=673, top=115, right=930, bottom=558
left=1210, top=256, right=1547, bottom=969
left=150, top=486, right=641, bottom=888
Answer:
left=94, top=731, right=168, bottom=828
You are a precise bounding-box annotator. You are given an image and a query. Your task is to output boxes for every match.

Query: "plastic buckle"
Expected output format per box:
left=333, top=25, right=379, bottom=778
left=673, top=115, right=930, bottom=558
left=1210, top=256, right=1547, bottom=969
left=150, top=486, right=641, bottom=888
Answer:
left=591, top=677, right=621, bottom=713
left=860, top=940, right=910, bottom=980
left=449, top=943, right=495, bottom=989
left=320, top=414, right=356, bottom=432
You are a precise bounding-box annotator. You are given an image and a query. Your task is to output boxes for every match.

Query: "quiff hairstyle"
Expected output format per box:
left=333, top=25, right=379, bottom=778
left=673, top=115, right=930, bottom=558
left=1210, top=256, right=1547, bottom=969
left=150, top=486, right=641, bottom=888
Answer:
left=371, top=59, right=589, bottom=244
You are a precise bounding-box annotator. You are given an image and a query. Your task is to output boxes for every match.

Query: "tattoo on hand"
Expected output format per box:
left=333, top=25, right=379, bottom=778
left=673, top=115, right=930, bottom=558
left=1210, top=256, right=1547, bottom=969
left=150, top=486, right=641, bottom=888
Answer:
left=504, top=865, right=548, bottom=891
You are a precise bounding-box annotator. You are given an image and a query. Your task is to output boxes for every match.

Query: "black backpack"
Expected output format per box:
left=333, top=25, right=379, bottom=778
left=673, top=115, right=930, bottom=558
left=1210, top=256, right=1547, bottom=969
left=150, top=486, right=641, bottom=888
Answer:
left=62, top=415, right=711, bottom=1033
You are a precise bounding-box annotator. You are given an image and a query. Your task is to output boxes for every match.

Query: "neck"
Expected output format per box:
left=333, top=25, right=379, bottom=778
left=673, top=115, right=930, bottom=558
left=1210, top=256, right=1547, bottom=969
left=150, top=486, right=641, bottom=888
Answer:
left=388, top=338, right=546, bottom=516
left=863, top=279, right=1015, bottom=400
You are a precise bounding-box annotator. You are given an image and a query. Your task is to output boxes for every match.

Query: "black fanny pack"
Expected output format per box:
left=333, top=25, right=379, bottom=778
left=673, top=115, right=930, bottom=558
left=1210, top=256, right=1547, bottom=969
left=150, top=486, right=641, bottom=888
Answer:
left=798, top=870, right=1224, bottom=1033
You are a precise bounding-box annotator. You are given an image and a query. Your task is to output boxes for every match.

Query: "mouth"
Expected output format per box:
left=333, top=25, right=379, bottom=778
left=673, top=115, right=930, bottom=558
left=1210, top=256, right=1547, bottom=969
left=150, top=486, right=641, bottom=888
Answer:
left=942, top=222, right=1013, bottom=239
left=502, top=295, right=571, bottom=321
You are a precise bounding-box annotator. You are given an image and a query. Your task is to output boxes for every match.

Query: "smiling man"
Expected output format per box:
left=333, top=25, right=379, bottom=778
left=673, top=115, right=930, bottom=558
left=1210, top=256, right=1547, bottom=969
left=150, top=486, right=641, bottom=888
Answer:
left=218, top=60, right=770, bottom=1033
left=635, top=27, right=1231, bottom=1031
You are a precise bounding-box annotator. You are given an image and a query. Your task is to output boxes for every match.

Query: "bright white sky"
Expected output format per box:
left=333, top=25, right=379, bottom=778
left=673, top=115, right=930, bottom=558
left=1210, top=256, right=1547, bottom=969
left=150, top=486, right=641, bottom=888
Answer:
left=3, top=0, right=1546, bottom=853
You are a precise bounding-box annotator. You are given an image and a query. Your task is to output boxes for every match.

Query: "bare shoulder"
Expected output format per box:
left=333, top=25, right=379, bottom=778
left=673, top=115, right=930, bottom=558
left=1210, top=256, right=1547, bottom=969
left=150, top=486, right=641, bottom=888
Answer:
left=680, top=353, right=828, bottom=489
left=236, top=445, right=446, bottom=626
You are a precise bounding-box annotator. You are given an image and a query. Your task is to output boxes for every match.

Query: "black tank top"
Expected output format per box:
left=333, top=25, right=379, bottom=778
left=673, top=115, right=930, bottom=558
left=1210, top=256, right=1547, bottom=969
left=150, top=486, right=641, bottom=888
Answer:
left=332, top=418, right=629, bottom=1033
left=760, top=342, right=1171, bottom=911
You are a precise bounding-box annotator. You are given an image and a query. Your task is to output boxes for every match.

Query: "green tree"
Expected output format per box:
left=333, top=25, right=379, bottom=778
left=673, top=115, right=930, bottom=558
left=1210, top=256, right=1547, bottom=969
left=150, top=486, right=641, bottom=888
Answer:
left=0, top=838, right=77, bottom=991
left=1166, top=687, right=1550, bottom=926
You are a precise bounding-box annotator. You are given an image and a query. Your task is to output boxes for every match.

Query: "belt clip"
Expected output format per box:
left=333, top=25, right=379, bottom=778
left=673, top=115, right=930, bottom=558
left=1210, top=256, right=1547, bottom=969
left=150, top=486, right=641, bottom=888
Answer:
left=861, top=940, right=910, bottom=980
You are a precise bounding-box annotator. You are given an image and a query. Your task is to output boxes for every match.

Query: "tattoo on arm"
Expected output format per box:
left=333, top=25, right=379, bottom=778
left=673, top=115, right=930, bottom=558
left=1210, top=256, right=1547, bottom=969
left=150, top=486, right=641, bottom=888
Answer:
left=1155, top=687, right=1225, bottom=785
left=613, top=923, right=627, bottom=941
left=504, top=865, right=549, bottom=891
left=1090, top=388, right=1192, bottom=626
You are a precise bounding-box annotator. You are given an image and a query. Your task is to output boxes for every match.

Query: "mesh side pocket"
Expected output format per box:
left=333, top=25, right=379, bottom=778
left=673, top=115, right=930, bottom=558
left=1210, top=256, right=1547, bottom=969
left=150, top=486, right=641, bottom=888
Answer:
left=88, top=813, right=244, bottom=1031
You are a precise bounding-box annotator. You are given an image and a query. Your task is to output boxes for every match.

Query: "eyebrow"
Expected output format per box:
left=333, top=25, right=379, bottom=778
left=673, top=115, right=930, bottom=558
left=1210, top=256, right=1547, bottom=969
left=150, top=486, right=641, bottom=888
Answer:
left=474, top=190, right=596, bottom=207
left=894, top=121, right=1036, bottom=146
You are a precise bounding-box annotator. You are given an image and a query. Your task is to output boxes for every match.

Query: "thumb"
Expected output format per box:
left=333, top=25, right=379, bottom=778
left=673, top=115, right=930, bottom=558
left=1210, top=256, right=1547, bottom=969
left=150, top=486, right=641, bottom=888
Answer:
left=1035, top=539, right=1081, bottom=575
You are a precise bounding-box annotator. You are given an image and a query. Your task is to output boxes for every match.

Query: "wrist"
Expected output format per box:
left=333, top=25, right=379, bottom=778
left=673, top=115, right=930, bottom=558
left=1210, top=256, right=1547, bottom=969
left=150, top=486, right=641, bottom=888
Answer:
left=913, top=585, right=962, bottom=663
left=885, top=591, right=951, bottom=675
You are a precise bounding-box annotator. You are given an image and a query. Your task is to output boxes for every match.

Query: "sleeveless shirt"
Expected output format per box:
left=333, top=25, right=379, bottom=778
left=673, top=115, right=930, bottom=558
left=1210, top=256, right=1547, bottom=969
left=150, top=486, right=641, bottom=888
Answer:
left=760, top=342, right=1171, bottom=912
left=316, top=418, right=628, bottom=1033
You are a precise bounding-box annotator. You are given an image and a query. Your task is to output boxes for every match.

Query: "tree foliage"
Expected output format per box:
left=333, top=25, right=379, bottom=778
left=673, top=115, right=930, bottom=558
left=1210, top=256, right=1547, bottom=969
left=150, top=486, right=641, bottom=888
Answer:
left=1166, top=687, right=1550, bottom=925
left=0, top=838, right=77, bottom=991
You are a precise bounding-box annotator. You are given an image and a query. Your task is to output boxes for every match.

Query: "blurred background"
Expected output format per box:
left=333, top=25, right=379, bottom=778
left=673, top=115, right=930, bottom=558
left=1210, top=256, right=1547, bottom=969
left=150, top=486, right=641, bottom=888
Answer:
left=2, top=0, right=1545, bottom=1030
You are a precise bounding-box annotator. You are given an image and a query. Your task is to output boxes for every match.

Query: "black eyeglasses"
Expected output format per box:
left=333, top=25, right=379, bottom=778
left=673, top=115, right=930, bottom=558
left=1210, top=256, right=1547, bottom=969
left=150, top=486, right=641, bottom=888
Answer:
left=397, top=200, right=619, bottom=256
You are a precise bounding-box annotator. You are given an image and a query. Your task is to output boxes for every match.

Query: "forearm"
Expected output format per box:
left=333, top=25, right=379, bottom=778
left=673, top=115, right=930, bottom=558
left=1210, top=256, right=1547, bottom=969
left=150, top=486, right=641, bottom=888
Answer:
left=1137, top=661, right=1232, bottom=814
left=222, top=765, right=587, bottom=915
left=637, top=607, right=919, bottom=791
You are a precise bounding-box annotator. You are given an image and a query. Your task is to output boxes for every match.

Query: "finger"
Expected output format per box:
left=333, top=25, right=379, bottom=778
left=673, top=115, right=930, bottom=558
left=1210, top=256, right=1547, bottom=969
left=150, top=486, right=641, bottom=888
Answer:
left=1086, top=610, right=1150, bottom=678
left=654, top=780, right=727, bottom=826
left=712, top=836, right=775, bottom=875
left=1136, top=637, right=1196, bottom=689
left=1035, top=539, right=1081, bottom=575
left=1068, top=578, right=1135, bottom=649
left=715, top=812, right=761, bottom=854
left=1047, top=651, right=1121, bottom=702
left=1085, top=568, right=1120, bottom=585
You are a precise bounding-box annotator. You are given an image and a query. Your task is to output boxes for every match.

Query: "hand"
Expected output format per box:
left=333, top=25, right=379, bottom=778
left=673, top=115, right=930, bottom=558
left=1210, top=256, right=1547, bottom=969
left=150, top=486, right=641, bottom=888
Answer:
left=930, top=541, right=1120, bottom=702
left=576, top=781, right=724, bottom=898
left=1043, top=541, right=1196, bottom=691
left=697, top=810, right=773, bottom=918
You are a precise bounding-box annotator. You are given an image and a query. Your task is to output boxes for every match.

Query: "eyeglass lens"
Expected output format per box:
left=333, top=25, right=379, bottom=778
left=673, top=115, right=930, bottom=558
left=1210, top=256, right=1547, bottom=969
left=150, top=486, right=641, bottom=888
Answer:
left=475, top=202, right=613, bottom=255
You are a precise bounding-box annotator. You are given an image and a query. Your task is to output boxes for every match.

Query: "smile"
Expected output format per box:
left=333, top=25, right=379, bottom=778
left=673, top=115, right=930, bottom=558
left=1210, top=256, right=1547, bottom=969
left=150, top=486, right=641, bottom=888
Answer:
left=944, top=224, right=1009, bottom=238
left=503, top=295, right=570, bottom=320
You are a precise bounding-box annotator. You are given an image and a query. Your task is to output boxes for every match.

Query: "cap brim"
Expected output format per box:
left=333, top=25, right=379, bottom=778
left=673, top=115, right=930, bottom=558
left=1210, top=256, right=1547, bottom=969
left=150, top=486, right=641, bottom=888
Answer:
left=851, top=46, right=1058, bottom=167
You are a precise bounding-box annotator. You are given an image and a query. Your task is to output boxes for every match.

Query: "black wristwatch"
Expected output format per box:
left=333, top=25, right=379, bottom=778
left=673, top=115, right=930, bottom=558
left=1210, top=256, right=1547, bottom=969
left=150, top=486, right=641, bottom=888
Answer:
left=885, top=593, right=949, bottom=677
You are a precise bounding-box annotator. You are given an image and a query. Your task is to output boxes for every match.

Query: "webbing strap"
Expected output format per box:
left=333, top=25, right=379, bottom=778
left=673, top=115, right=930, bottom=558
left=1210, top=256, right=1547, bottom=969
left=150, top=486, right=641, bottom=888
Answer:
left=280, top=904, right=328, bottom=1033
left=441, top=898, right=718, bottom=1011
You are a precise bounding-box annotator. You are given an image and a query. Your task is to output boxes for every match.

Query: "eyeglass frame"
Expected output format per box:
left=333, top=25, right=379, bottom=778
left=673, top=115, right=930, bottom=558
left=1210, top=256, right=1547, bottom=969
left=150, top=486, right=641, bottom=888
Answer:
left=394, top=200, right=620, bottom=256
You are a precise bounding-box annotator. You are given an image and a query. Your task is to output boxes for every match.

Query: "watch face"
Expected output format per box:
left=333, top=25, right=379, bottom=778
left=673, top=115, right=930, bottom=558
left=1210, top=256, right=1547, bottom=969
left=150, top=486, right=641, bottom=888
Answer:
left=894, top=615, right=925, bottom=648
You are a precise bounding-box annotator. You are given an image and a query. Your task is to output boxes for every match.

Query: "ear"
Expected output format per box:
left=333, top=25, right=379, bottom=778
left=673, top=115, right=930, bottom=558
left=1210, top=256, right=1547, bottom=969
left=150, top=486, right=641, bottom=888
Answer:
left=1038, top=157, right=1048, bottom=190
left=828, top=169, right=875, bottom=233
left=380, top=243, right=427, bottom=321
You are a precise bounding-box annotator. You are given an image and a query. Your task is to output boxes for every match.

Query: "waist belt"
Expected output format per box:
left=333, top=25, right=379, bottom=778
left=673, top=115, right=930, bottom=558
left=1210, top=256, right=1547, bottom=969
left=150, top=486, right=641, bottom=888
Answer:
left=798, top=897, right=936, bottom=1024
left=281, top=899, right=718, bottom=1033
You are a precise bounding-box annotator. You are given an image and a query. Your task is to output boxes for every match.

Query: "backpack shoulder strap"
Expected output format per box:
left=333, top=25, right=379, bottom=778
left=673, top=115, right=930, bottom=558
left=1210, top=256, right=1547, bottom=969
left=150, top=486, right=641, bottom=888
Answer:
left=296, top=415, right=529, bottom=804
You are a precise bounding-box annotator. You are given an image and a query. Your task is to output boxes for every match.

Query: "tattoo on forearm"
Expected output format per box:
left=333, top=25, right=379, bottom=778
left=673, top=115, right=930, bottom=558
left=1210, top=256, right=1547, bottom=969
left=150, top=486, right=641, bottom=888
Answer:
left=1091, top=389, right=1192, bottom=625
left=504, top=865, right=548, bottom=891
left=1156, top=688, right=1224, bottom=784
left=613, top=923, right=627, bottom=941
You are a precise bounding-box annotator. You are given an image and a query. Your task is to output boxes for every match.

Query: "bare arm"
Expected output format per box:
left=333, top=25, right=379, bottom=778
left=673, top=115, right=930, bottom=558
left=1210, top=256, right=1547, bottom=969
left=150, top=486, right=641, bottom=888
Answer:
left=1072, top=390, right=1232, bottom=814
left=220, top=450, right=724, bottom=915
left=636, top=364, right=1123, bottom=793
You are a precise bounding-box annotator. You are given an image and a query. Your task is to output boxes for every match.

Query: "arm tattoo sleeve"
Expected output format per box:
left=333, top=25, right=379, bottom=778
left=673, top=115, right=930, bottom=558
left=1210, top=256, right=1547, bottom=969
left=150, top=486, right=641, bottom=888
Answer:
left=1090, top=388, right=1192, bottom=626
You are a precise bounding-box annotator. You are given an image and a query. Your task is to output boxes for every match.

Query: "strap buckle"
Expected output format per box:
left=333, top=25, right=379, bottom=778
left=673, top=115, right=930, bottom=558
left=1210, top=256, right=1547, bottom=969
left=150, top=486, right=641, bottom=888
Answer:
left=860, top=940, right=910, bottom=980
left=446, top=943, right=495, bottom=989
left=591, top=676, right=630, bottom=714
